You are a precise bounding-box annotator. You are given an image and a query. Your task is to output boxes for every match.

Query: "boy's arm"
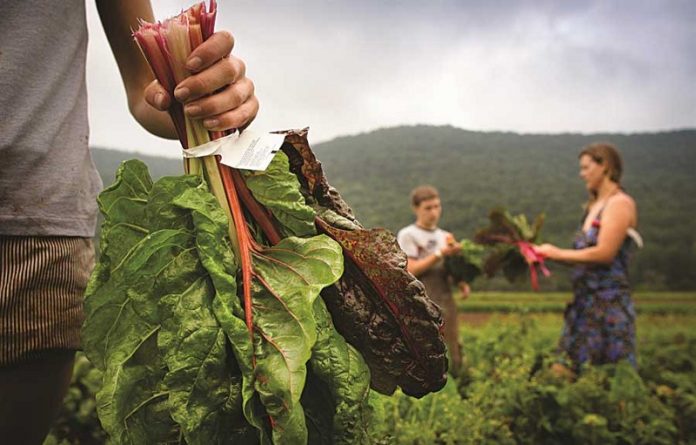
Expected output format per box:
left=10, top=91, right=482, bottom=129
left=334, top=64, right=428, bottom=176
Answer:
left=406, top=253, right=442, bottom=278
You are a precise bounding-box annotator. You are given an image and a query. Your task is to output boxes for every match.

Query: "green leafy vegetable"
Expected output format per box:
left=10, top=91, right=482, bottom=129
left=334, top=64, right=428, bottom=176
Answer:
left=275, top=129, right=449, bottom=398
left=444, top=239, right=487, bottom=284
left=83, top=160, right=376, bottom=444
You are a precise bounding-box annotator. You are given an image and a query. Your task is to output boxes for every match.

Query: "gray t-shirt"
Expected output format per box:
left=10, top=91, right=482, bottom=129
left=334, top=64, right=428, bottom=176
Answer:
left=0, top=1, right=102, bottom=237
left=397, top=224, right=452, bottom=304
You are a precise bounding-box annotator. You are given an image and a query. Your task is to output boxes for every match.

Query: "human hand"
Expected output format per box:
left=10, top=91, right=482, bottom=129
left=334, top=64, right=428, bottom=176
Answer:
left=534, top=243, right=561, bottom=261
left=440, top=233, right=461, bottom=257
left=145, top=31, right=259, bottom=132
left=458, top=281, right=471, bottom=300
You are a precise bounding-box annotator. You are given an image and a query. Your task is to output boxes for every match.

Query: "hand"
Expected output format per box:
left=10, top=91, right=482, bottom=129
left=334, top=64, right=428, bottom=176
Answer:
left=440, top=232, right=461, bottom=257
left=458, top=281, right=470, bottom=300
left=145, top=31, right=259, bottom=132
left=534, top=243, right=561, bottom=261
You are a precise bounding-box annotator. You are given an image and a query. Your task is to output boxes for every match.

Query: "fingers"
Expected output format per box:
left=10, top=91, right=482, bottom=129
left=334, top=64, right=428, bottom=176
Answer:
left=164, top=30, right=257, bottom=132
left=199, top=94, right=259, bottom=132
left=186, top=31, right=235, bottom=72
left=144, top=80, right=171, bottom=111
left=183, top=77, right=254, bottom=120
left=443, top=244, right=460, bottom=256
left=174, top=56, right=246, bottom=103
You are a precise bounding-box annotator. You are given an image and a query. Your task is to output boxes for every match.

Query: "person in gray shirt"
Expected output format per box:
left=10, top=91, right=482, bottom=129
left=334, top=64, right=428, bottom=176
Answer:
left=0, top=2, right=258, bottom=443
left=397, top=185, right=470, bottom=375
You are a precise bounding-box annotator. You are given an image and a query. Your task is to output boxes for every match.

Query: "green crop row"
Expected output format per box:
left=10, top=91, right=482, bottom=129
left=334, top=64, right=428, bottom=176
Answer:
left=46, top=313, right=696, bottom=444
left=459, top=302, right=696, bottom=315
left=373, top=315, right=696, bottom=444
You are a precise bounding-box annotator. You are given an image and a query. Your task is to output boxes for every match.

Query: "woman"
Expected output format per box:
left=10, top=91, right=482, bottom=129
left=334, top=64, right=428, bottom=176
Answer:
left=536, top=143, right=641, bottom=371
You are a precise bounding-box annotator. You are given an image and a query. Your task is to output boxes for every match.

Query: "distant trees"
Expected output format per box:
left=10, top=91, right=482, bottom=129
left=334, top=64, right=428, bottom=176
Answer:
left=92, top=126, right=696, bottom=290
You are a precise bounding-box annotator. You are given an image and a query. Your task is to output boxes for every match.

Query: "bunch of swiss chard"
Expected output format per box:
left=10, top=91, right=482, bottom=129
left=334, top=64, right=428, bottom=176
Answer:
left=82, top=2, right=447, bottom=445
left=474, top=209, right=550, bottom=290
left=444, top=238, right=487, bottom=284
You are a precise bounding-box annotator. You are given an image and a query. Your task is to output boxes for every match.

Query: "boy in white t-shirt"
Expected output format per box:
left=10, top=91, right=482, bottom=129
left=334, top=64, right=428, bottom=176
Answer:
left=397, top=185, right=470, bottom=375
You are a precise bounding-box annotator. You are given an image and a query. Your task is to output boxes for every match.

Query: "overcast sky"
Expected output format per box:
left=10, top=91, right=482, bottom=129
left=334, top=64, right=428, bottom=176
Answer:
left=85, top=0, right=696, bottom=158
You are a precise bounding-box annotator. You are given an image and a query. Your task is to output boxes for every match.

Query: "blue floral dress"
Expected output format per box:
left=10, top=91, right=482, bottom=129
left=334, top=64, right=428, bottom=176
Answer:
left=559, top=209, right=637, bottom=370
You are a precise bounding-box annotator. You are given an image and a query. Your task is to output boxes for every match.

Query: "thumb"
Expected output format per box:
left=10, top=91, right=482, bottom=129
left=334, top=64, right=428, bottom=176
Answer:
left=144, top=79, right=171, bottom=111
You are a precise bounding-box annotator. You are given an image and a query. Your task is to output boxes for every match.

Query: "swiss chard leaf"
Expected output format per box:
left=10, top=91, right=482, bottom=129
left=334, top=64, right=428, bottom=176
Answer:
left=247, top=235, right=344, bottom=444
left=305, top=298, right=373, bottom=445
left=158, top=274, right=254, bottom=445
left=84, top=164, right=258, bottom=444
left=83, top=163, right=193, bottom=444
left=241, top=151, right=317, bottom=238
left=173, top=179, right=346, bottom=445
left=277, top=129, right=448, bottom=398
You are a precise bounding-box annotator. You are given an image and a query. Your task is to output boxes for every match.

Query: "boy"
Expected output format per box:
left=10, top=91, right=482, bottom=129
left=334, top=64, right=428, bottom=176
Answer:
left=397, top=185, right=469, bottom=374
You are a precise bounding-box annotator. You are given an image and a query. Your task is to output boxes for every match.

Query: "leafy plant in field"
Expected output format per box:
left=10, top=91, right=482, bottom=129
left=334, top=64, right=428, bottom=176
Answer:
left=68, top=300, right=696, bottom=444
left=44, top=353, right=107, bottom=445
left=375, top=316, right=696, bottom=444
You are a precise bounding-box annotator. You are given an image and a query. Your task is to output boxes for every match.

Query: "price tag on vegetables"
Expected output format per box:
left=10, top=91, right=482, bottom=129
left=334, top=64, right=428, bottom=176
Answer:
left=183, top=130, right=286, bottom=171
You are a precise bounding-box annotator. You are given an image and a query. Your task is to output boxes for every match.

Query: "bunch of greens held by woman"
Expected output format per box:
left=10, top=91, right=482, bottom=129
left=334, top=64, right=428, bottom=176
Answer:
left=444, top=209, right=549, bottom=291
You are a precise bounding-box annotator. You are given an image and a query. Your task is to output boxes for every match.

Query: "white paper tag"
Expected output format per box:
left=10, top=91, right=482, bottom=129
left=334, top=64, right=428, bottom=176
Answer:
left=182, top=130, right=286, bottom=171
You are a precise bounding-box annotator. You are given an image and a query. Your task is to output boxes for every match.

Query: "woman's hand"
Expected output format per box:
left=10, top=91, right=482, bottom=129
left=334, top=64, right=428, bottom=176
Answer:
left=144, top=31, right=259, bottom=132
left=535, top=243, right=562, bottom=261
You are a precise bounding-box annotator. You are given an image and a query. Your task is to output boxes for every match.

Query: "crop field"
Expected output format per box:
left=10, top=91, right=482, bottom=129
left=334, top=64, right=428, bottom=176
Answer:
left=374, top=292, right=696, bottom=445
left=47, top=292, right=696, bottom=444
left=457, top=291, right=696, bottom=315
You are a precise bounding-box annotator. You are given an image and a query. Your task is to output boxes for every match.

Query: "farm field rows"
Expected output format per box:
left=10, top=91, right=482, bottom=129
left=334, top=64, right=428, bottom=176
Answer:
left=47, top=293, right=696, bottom=444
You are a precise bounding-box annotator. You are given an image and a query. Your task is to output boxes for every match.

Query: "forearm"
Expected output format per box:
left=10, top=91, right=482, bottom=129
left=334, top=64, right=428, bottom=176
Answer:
left=130, top=99, right=177, bottom=139
left=407, top=252, right=441, bottom=277
left=96, top=0, right=177, bottom=139
left=555, top=246, right=614, bottom=265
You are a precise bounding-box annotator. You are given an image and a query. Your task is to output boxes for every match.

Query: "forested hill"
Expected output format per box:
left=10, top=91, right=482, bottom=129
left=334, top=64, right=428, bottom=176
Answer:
left=92, top=126, right=696, bottom=290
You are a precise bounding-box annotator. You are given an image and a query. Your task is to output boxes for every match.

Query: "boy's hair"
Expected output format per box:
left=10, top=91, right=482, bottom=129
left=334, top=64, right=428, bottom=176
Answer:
left=410, top=185, right=439, bottom=207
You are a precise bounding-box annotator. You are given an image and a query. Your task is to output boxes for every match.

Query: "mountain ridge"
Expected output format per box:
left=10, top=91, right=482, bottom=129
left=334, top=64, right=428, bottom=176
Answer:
left=91, top=125, right=696, bottom=290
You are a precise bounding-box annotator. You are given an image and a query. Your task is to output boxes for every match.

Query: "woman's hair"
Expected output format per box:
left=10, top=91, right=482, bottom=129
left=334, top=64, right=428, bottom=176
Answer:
left=579, top=142, right=623, bottom=183
left=579, top=142, right=624, bottom=208
left=410, top=185, right=439, bottom=207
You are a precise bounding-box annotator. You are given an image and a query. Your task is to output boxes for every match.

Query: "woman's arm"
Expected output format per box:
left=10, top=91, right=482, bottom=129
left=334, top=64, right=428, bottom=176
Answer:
left=96, top=0, right=258, bottom=138
left=536, top=195, right=636, bottom=265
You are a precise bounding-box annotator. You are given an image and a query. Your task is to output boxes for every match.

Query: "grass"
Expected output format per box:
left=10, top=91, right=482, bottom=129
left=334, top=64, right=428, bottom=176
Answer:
left=456, top=291, right=696, bottom=314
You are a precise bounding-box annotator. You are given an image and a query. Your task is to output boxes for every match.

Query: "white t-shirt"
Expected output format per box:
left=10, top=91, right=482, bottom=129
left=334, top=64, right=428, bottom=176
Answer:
left=397, top=224, right=448, bottom=260
left=397, top=223, right=452, bottom=304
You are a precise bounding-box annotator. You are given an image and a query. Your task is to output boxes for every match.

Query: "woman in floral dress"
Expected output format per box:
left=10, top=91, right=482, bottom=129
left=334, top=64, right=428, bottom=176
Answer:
left=536, top=143, right=641, bottom=371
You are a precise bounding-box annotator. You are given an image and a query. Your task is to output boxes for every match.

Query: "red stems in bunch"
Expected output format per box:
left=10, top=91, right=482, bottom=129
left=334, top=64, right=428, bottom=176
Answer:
left=133, top=0, right=262, bottom=337
left=516, top=241, right=551, bottom=291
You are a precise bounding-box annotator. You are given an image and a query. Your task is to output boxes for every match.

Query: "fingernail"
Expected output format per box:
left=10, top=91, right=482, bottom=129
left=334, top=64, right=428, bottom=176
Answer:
left=154, top=92, right=165, bottom=109
left=204, top=118, right=219, bottom=129
left=187, top=56, right=202, bottom=71
left=185, top=105, right=202, bottom=116
left=174, top=87, right=190, bottom=102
